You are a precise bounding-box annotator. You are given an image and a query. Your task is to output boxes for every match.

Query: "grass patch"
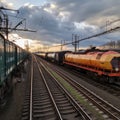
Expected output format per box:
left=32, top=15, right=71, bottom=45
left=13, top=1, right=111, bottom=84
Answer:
left=48, top=67, right=106, bottom=120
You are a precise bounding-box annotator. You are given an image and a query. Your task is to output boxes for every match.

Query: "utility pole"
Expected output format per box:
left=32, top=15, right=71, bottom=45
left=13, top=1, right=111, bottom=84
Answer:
left=74, top=35, right=77, bottom=52
left=61, top=40, right=63, bottom=51
left=72, top=34, right=79, bottom=52
left=0, top=7, right=18, bottom=38
left=25, top=40, right=29, bottom=51
left=0, top=6, right=36, bottom=39
left=77, top=36, right=79, bottom=51
left=5, top=15, right=8, bottom=39
left=61, top=40, right=65, bottom=51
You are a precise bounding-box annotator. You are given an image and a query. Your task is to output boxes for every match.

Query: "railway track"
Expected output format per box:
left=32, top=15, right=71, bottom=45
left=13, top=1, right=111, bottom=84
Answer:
left=68, top=69, right=120, bottom=99
left=21, top=55, right=92, bottom=120
left=38, top=55, right=120, bottom=100
left=45, top=62, right=120, bottom=120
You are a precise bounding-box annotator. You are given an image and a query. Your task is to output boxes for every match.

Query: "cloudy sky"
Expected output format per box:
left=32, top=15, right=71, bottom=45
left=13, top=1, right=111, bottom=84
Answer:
left=0, top=0, right=120, bottom=51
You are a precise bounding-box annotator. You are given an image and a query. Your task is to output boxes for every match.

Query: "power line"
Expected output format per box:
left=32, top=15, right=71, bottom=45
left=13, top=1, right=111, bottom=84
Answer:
left=0, top=27, right=36, bottom=32
left=46, top=26, right=120, bottom=49
left=0, top=6, right=36, bottom=38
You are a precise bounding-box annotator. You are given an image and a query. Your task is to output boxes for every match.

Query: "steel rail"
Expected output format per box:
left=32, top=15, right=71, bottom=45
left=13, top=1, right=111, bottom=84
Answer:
left=53, top=66, right=120, bottom=120
left=34, top=55, right=63, bottom=120
left=30, top=55, right=34, bottom=120
left=39, top=59, right=92, bottom=120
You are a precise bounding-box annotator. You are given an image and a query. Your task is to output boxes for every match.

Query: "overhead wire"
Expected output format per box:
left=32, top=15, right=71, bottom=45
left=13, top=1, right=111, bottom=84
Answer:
left=46, top=26, right=120, bottom=49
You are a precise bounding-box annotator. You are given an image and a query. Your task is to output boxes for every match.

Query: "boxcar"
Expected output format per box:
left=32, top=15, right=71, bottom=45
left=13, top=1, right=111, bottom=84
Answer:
left=0, top=34, right=5, bottom=87
left=0, top=33, right=28, bottom=104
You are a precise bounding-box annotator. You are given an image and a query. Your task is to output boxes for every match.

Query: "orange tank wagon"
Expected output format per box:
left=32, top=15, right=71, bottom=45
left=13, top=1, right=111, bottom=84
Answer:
left=64, top=50, right=120, bottom=83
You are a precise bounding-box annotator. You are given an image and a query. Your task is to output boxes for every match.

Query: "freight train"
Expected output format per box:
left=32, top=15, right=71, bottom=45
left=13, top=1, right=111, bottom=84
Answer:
left=0, top=33, right=29, bottom=105
left=37, top=49, right=120, bottom=83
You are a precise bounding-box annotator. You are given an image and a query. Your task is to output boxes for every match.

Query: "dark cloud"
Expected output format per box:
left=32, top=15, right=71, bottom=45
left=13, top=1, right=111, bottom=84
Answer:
left=13, top=5, right=77, bottom=45
left=48, top=0, right=120, bottom=26
left=0, top=0, right=120, bottom=49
